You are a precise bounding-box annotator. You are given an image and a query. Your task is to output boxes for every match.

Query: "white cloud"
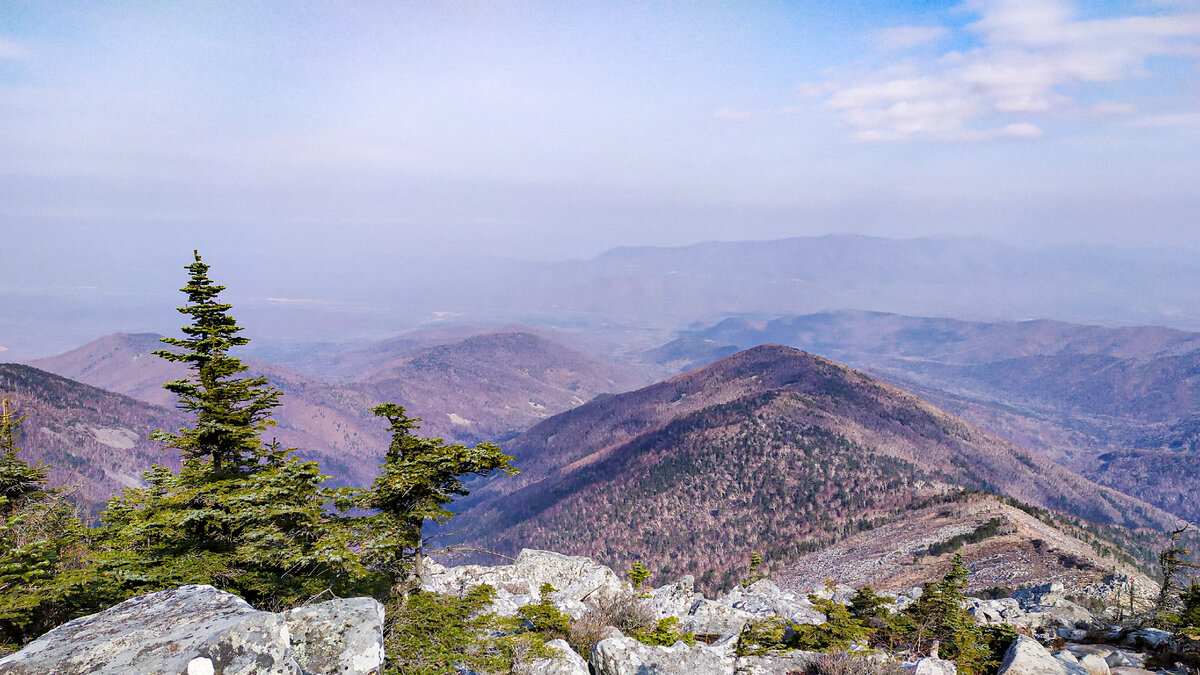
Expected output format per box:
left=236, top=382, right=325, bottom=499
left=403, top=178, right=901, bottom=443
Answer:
left=820, top=0, right=1200, bottom=141
left=873, top=25, right=951, bottom=50
left=0, top=37, right=25, bottom=60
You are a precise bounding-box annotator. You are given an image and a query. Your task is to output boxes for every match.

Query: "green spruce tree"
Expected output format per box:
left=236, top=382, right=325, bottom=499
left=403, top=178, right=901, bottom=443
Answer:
left=83, top=252, right=374, bottom=610
left=360, top=403, right=516, bottom=586
left=152, top=250, right=281, bottom=476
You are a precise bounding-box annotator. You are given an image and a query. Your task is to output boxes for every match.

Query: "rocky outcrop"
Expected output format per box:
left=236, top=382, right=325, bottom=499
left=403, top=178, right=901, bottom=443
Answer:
left=284, top=598, right=386, bottom=675
left=999, top=635, right=1071, bottom=675
left=526, top=639, right=590, bottom=675
left=734, top=651, right=822, bottom=675
left=590, top=633, right=737, bottom=675
left=422, top=549, right=625, bottom=619
left=644, top=576, right=824, bottom=638
left=0, top=585, right=384, bottom=675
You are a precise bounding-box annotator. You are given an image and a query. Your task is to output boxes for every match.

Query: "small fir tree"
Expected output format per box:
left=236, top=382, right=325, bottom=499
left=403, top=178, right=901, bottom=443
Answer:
left=361, top=403, right=516, bottom=586
left=903, top=554, right=992, bottom=675
left=628, top=561, right=652, bottom=595
left=1154, top=525, right=1198, bottom=627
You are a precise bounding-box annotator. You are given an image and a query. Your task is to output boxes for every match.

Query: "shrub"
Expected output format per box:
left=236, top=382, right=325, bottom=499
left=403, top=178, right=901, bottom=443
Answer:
left=791, top=596, right=873, bottom=652
left=802, top=651, right=907, bottom=675
left=515, top=584, right=570, bottom=639
left=566, top=592, right=655, bottom=658
left=902, top=554, right=993, bottom=675
left=385, top=585, right=557, bottom=675
left=737, top=616, right=792, bottom=656
left=632, top=616, right=696, bottom=647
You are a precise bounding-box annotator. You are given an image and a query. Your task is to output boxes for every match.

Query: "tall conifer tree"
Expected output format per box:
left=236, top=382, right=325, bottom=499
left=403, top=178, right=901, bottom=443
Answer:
left=153, top=251, right=281, bottom=476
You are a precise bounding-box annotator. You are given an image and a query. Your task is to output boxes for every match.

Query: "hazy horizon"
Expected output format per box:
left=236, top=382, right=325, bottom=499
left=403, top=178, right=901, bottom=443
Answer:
left=4, top=1, right=1200, bottom=358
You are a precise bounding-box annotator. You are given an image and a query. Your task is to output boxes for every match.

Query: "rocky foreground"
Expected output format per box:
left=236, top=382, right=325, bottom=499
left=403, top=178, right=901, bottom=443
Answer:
left=0, top=549, right=1190, bottom=675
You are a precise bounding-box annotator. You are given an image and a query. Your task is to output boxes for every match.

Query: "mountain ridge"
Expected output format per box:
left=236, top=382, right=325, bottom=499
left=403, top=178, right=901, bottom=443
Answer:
left=446, top=345, right=1181, bottom=591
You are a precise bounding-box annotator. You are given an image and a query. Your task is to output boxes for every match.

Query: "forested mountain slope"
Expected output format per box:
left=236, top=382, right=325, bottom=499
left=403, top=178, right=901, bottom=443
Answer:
left=652, top=312, right=1200, bottom=524
left=448, top=346, right=1180, bottom=591
left=0, top=364, right=182, bottom=510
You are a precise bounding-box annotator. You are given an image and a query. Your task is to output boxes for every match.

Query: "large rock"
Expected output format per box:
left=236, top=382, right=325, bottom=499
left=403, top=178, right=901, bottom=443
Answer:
left=284, top=597, right=385, bottom=675
left=998, top=635, right=1070, bottom=675
left=590, top=633, right=736, bottom=675
left=735, top=650, right=822, bottom=675
left=0, top=585, right=296, bottom=675
left=717, top=580, right=824, bottom=625
left=680, top=599, right=758, bottom=637
left=423, top=549, right=625, bottom=619
left=0, top=586, right=385, bottom=675
left=968, top=598, right=1025, bottom=625
left=647, top=576, right=704, bottom=619
left=1008, top=583, right=1094, bottom=629
left=525, top=639, right=589, bottom=675
left=1078, top=654, right=1111, bottom=675
left=1120, top=628, right=1173, bottom=651
left=911, top=657, right=958, bottom=675
left=1015, top=583, right=1067, bottom=611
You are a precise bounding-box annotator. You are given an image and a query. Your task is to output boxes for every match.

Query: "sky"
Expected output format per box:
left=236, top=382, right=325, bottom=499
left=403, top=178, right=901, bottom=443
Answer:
left=2, top=0, right=1200, bottom=357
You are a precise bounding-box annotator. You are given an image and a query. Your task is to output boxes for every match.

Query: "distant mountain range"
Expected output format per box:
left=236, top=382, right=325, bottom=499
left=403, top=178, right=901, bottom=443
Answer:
left=447, top=345, right=1179, bottom=592
left=648, top=311, right=1200, bottom=525
left=8, top=235, right=1200, bottom=362
left=21, top=329, right=648, bottom=492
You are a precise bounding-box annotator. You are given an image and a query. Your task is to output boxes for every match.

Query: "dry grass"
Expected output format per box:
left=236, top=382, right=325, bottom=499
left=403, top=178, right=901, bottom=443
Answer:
left=799, top=651, right=908, bottom=675
left=566, top=592, right=655, bottom=658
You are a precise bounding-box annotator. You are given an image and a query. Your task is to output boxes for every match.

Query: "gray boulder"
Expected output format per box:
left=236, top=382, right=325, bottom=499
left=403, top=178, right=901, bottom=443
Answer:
left=735, top=650, right=822, bottom=675
left=284, top=597, right=385, bottom=675
left=1078, top=654, right=1111, bottom=675
left=1120, top=628, right=1173, bottom=651
left=647, top=576, right=704, bottom=619
left=0, top=585, right=297, bottom=675
left=423, top=549, right=625, bottom=619
left=590, top=634, right=736, bottom=675
left=910, top=657, right=959, bottom=675
left=718, top=580, right=824, bottom=625
left=1015, top=583, right=1067, bottom=611
left=0, top=586, right=386, bottom=675
left=678, top=598, right=758, bottom=637
left=968, top=598, right=1025, bottom=625
left=998, top=635, right=1070, bottom=675
left=1057, top=627, right=1088, bottom=642
left=524, top=639, right=589, bottom=675
left=1053, top=650, right=1090, bottom=675
left=1104, top=649, right=1146, bottom=669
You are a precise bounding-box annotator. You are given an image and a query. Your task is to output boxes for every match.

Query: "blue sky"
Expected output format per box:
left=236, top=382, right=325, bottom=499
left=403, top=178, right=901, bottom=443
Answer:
left=1, top=0, right=1199, bottom=274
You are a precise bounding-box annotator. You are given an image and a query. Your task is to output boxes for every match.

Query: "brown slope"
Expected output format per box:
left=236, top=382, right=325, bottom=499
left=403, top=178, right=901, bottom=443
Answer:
left=775, top=493, right=1158, bottom=600
left=349, top=331, right=648, bottom=445
left=0, top=364, right=183, bottom=511
left=27, top=333, right=391, bottom=488
left=448, top=346, right=1180, bottom=592
left=29, top=333, right=184, bottom=408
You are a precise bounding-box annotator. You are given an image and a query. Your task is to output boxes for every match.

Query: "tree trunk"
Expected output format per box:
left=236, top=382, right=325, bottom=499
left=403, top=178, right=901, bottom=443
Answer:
left=414, top=519, right=425, bottom=586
